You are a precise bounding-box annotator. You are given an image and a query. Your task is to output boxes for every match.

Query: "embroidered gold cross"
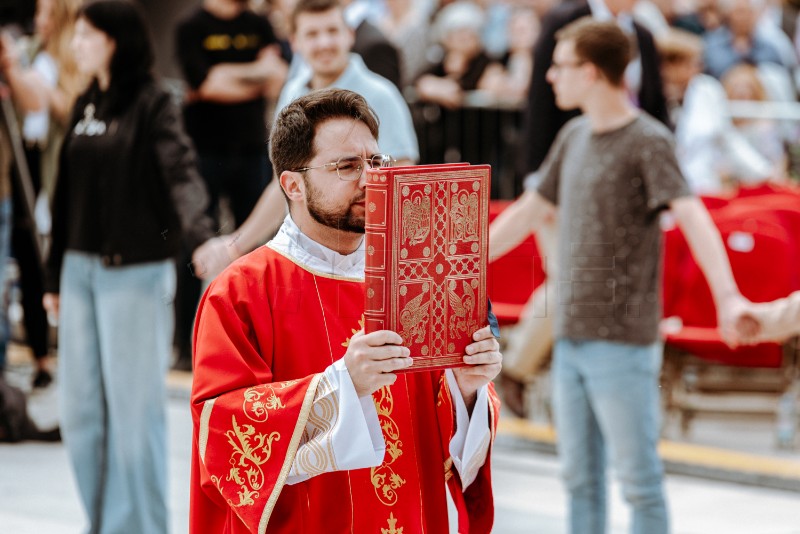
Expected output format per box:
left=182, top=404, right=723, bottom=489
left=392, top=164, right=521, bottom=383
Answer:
left=381, top=513, right=404, bottom=534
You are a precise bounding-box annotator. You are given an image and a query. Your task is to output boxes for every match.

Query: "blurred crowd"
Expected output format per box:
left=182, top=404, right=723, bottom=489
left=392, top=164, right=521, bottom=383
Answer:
left=0, top=0, right=798, bottom=371
left=0, top=0, right=800, bottom=531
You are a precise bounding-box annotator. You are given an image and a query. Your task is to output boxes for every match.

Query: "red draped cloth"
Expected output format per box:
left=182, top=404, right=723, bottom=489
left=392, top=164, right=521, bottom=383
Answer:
left=190, top=246, right=500, bottom=533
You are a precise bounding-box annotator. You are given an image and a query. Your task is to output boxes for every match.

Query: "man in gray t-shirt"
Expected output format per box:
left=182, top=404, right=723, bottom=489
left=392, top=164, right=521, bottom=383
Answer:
left=490, top=19, right=757, bottom=534
left=534, top=113, right=689, bottom=345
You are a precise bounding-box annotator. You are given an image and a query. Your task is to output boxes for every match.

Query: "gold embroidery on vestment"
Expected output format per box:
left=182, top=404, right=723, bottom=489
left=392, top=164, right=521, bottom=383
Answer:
left=444, top=457, right=454, bottom=482
left=219, top=415, right=281, bottom=508
left=291, top=374, right=339, bottom=476
left=371, top=386, right=406, bottom=505
left=381, top=513, right=404, bottom=534
left=243, top=385, right=286, bottom=423
left=199, top=398, right=216, bottom=461
left=341, top=315, right=365, bottom=348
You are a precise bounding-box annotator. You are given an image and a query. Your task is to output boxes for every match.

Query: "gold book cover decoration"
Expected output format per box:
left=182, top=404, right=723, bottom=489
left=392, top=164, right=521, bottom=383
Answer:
left=364, top=163, right=491, bottom=371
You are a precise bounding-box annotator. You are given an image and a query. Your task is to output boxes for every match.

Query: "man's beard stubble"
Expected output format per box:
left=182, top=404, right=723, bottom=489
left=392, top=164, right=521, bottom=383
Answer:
left=304, top=177, right=365, bottom=234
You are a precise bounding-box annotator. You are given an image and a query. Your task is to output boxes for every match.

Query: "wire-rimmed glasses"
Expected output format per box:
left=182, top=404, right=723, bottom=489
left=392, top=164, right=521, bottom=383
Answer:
left=292, top=154, right=395, bottom=181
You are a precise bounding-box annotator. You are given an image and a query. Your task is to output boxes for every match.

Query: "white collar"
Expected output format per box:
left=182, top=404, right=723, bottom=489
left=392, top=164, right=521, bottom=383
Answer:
left=303, top=54, right=364, bottom=92
left=269, top=215, right=366, bottom=279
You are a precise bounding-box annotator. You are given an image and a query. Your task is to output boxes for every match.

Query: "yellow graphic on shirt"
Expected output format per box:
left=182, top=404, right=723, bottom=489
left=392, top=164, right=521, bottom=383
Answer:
left=203, top=33, right=262, bottom=51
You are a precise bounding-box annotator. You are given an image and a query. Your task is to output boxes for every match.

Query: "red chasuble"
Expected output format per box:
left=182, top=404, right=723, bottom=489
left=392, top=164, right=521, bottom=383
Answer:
left=190, top=245, right=501, bottom=534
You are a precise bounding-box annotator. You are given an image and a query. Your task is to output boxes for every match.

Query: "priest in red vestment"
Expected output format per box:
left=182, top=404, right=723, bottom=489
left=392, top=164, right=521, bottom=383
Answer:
left=190, top=88, right=502, bottom=534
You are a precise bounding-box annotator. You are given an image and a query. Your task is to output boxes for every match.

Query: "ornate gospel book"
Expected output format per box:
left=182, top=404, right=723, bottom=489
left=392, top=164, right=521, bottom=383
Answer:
left=364, top=163, right=491, bottom=371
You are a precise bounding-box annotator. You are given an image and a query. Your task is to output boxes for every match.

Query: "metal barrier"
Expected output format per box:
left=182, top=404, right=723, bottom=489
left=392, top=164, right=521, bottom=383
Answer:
left=408, top=91, right=525, bottom=200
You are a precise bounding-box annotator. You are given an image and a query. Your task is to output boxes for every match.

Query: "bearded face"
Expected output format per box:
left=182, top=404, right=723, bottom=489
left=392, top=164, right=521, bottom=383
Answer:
left=303, top=175, right=366, bottom=234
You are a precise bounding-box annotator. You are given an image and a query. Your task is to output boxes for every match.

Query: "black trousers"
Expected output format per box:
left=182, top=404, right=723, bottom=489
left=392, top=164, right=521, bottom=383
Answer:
left=11, top=145, right=48, bottom=359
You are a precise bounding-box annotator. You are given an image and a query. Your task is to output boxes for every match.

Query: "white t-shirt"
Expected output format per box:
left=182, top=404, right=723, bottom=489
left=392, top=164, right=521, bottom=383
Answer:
left=23, top=51, right=58, bottom=143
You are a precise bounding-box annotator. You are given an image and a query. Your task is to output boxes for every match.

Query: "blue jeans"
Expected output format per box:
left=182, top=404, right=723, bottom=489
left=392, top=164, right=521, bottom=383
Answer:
left=58, top=252, right=175, bottom=534
left=552, top=338, right=668, bottom=534
left=0, top=197, right=12, bottom=370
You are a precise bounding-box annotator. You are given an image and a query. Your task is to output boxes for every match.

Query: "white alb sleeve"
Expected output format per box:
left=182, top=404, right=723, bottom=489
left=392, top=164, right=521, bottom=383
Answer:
left=445, top=369, right=491, bottom=490
left=285, top=359, right=385, bottom=485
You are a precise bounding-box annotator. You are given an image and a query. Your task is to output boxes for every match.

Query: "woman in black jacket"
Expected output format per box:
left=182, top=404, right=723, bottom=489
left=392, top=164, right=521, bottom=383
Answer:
left=43, top=2, right=212, bottom=532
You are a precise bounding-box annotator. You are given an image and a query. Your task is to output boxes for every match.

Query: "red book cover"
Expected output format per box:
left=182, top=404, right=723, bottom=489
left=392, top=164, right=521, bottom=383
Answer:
left=364, top=163, right=491, bottom=372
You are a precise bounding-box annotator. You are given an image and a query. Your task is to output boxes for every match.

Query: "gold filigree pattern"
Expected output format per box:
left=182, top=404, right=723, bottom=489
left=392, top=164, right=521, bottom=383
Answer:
left=399, top=291, right=429, bottom=344
left=243, top=386, right=286, bottom=423
left=401, top=192, right=431, bottom=246
left=447, top=279, right=478, bottom=339
left=436, top=374, right=448, bottom=407
left=220, top=415, right=281, bottom=508
left=381, top=513, right=404, bottom=534
left=341, top=315, right=365, bottom=348
left=371, top=386, right=406, bottom=506
left=444, top=457, right=454, bottom=482
left=291, top=375, right=339, bottom=477
left=449, top=190, right=479, bottom=242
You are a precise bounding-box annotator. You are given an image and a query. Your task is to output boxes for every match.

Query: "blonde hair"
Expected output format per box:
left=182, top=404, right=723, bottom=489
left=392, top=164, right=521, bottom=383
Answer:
left=43, top=0, right=85, bottom=109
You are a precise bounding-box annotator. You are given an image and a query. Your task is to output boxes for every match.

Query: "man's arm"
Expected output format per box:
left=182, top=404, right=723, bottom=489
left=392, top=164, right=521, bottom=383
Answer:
left=192, top=179, right=286, bottom=278
left=669, top=196, right=755, bottom=345
left=742, top=291, right=800, bottom=343
left=489, top=190, right=556, bottom=262
left=194, top=46, right=288, bottom=103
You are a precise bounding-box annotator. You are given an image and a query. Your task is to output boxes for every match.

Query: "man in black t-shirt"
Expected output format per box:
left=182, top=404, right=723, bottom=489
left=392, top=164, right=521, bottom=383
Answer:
left=174, top=0, right=288, bottom=369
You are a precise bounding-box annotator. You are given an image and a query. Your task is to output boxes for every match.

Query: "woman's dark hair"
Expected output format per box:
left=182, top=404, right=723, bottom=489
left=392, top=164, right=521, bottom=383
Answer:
left=79, top=0, right=155, bottom=113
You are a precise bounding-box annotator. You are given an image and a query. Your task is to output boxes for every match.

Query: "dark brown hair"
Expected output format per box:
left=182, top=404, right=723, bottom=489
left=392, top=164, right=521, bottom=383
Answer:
left=556, top=18, right=631, bottom=87
left=290, top=0, right=343, bottom=33
left=270, top=88, right=380, bottom=183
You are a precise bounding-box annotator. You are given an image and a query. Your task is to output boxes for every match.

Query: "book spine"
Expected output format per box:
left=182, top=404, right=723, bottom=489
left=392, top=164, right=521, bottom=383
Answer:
left=364, top=168, right=392, bottom=335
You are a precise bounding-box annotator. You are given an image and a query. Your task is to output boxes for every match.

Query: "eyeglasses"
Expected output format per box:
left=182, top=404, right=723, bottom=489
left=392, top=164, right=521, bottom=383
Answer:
left=292, top=154, right=395, bottom=181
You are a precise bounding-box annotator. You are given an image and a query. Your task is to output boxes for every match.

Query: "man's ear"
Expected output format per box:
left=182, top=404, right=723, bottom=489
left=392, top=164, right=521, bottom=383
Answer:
left=585, top=62, right=602, bottom=85
left=280, top=170, right=305, bottom=205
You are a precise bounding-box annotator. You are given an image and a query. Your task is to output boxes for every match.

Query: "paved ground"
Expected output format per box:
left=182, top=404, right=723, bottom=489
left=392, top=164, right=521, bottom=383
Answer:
left=2, top=364, right=800, bottom=534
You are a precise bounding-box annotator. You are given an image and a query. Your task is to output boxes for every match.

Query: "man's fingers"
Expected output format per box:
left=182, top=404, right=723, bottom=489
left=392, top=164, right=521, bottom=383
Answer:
left=463, top=351, right=502, bottom=366
left=360, top=329, right=404, bottom=347
left=376, top=357, right=413, bottom=373
left=455, top=362, right=502, bottom=378
left=472, top=325, right=494, bottom=341
left=466, top=338, right=499, bottom=355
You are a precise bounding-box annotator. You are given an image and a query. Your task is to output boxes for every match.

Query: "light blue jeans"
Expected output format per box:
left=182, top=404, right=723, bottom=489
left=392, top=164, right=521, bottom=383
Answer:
left=58, top=251, right=175, bottom=534
left=552, top=338, right=668, bottom=534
